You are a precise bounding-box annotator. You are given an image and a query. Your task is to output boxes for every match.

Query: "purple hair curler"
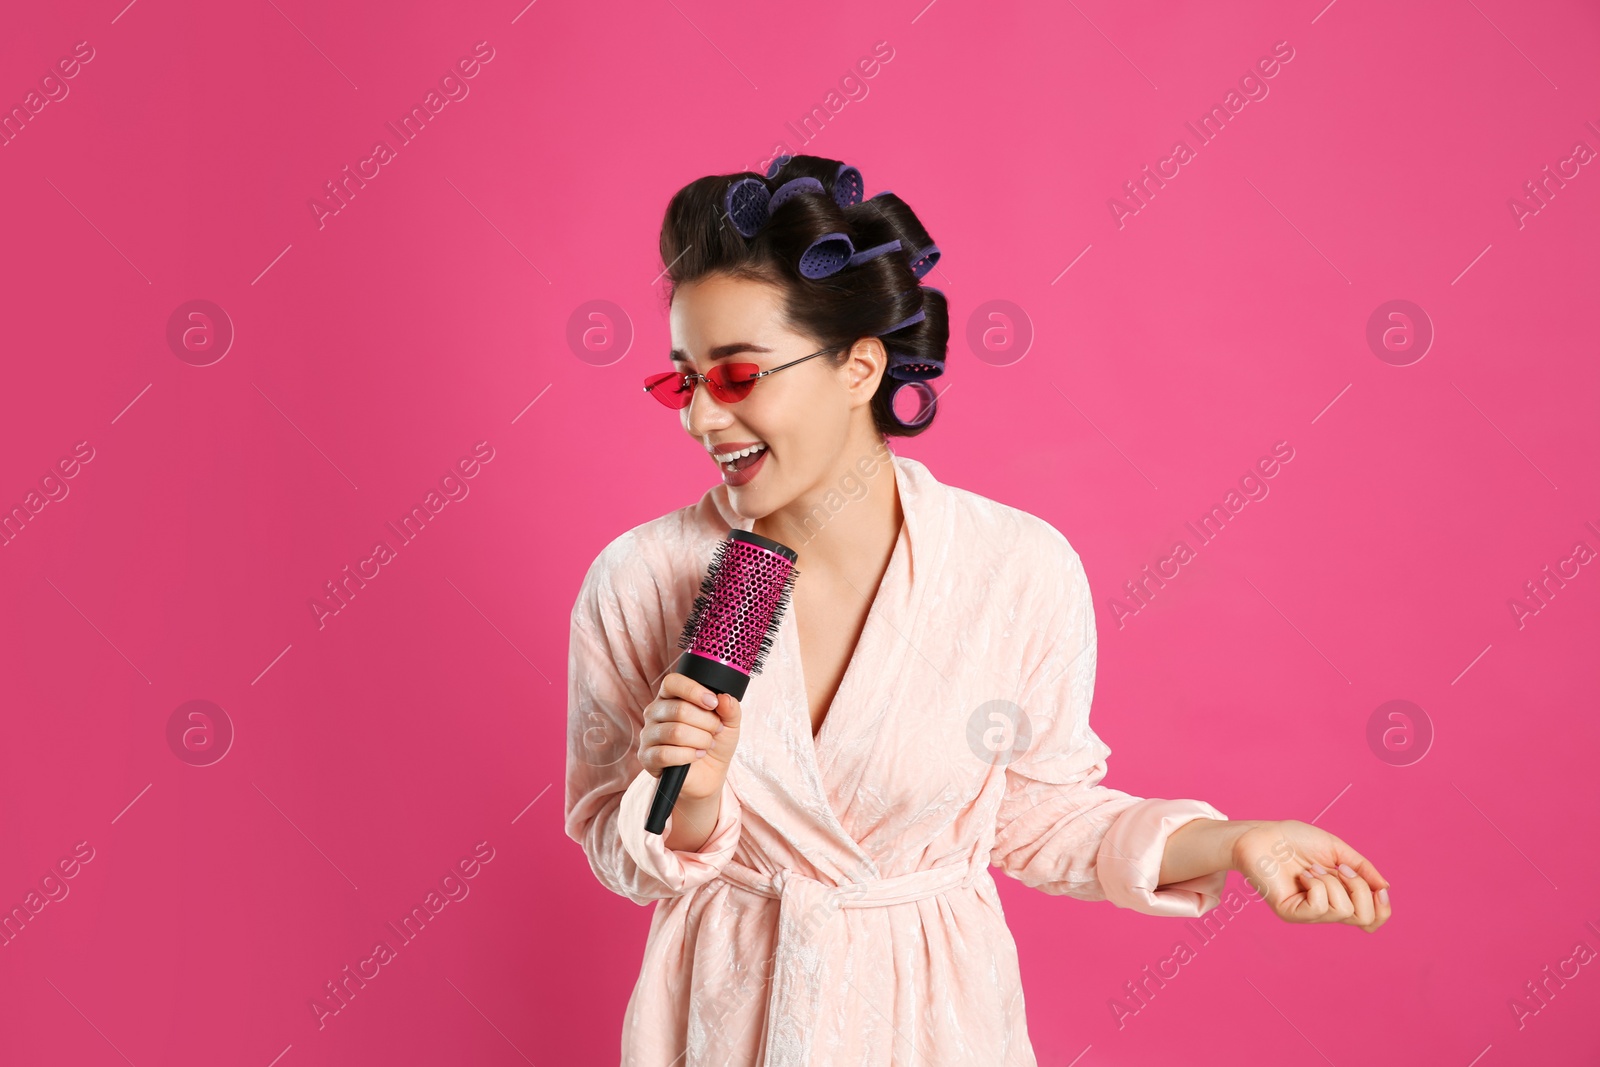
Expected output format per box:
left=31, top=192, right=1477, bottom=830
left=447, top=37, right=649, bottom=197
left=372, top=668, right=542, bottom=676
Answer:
left=726, top=168, right=944, bottom=285
left=645, top=528, right=799, bottom=835
left=725, top=177, right=769, bottom=237
left=733, top=161, right=864, bottom=235
left=907, top=242, right=940, bottom=279
left=768, top=176, right=823, bottom=215
left=888, top=379, right=939, bottom=427
left=724, top=176, right=825, bottom=238
left=885, top=349, right=944, bottom=381
left=798, top=234, right=903, bottom=279
left=832, top=163, right=864, bottom=207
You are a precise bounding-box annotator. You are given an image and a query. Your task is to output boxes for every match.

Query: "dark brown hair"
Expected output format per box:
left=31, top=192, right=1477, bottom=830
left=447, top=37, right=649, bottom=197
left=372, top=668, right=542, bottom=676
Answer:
left=657, top=154, right=948, bottom=437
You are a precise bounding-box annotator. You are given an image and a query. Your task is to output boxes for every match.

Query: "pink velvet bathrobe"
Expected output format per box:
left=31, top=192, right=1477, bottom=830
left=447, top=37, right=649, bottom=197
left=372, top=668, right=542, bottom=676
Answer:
left=565, top=450, right=1229, bottom=1066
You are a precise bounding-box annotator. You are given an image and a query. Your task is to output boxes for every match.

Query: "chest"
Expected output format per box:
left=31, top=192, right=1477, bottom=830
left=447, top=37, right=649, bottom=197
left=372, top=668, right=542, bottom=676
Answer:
left=792, top=580, right=876, bottom=739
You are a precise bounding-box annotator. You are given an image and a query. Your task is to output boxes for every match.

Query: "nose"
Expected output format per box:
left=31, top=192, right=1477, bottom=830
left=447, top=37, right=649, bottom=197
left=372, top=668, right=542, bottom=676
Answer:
left=683, top=378, right=733, bottom=436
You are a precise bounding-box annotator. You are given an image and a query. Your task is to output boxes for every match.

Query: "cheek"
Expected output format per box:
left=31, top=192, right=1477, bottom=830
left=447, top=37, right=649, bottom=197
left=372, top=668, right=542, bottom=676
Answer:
left=736, top=392, right=790, bottom=438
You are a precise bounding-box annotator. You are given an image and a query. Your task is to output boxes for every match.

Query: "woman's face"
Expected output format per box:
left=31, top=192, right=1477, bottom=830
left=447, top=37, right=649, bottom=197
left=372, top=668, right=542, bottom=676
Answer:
left=668, top=272, right=884, bottom=519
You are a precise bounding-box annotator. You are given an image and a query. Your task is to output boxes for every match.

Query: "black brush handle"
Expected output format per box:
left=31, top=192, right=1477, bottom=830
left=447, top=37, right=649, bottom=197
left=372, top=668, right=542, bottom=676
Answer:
left=645, top=764, right=692, bottom=837
left=645, top=650, right=751, bottom=835
left=645, top=528, right=797, bottom=837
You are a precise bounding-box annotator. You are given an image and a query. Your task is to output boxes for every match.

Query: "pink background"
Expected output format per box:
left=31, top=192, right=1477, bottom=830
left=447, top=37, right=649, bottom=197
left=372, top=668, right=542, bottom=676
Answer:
left=2, top=1, right=1597, bottom=1064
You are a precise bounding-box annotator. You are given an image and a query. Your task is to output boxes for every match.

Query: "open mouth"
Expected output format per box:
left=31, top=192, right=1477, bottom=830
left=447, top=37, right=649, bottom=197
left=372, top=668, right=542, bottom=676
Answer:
left=715, top=442, right=768, bottom=473
left=713, top=442, right=769, bottom=487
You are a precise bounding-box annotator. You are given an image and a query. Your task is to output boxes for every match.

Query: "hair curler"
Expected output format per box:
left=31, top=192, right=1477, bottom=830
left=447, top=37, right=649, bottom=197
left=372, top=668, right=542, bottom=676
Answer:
left=645, top=528, right=799, bottom=835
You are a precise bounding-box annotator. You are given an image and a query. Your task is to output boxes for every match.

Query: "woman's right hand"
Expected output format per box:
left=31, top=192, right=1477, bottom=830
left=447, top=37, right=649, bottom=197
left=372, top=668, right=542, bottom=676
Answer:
left=639, top=672, right=742, bottom=800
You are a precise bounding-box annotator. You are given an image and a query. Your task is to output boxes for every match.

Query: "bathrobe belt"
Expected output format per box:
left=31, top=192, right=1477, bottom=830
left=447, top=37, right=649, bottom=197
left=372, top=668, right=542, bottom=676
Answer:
left=714, top=855, right=989, bottom=1067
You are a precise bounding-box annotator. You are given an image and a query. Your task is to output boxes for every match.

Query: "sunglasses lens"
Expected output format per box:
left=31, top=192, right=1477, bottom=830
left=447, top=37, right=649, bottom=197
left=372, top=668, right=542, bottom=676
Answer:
left=645, top=364, right=764, bottom=408
left=708, top=364, right=758, bottom=403
left=644, top=372, right=693, bottom=409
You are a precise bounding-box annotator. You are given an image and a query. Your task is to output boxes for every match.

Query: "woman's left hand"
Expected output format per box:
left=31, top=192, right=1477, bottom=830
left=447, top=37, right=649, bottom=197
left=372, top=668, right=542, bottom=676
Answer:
left=1229, top=820, right=1392, bottom=933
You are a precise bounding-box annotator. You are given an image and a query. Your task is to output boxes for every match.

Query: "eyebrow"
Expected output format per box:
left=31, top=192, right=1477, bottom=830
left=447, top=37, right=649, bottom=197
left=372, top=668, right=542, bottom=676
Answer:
left=669, top=342, right=774, bottom=365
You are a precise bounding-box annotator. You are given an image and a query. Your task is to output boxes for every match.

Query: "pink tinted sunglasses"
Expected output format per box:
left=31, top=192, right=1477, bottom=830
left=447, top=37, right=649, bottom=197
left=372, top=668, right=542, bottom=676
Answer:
left=642, top=345, right=838, bottom=409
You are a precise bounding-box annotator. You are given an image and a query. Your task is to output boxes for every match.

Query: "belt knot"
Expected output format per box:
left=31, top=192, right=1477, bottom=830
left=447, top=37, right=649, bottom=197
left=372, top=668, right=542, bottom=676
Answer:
left=712, top=856, right=987, bottom=1067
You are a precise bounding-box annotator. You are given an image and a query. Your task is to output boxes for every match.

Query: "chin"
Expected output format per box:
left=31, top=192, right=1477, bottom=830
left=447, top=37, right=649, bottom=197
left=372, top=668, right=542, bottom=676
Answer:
left=729, top=480, right=797, bottom=527
left=728, top=487, right=776, bottom=517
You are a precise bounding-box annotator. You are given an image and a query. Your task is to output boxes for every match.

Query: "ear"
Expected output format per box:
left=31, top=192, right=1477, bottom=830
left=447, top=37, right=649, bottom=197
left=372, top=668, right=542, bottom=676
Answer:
left=841, top=336, right=888, bottom=405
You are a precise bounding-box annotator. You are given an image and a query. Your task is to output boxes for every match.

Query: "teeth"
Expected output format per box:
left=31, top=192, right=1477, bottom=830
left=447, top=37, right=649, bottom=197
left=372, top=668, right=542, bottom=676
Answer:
left=713, top=443, right=767, bottom=463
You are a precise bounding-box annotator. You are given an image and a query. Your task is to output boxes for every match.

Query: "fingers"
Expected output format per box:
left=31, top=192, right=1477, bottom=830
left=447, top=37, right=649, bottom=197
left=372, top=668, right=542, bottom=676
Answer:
left=1326, top=842, right=1389, bottom=893
left=646, top=697, right=724, bottom=738
left=658, top=673, right=741, bottom=730
left=1353, top=873, right=1393, bottom=932
left=641, top=675, right=736, bottom=774
left=639, top=703, right=717, bottom=773
left=644, top=743, right=711, bottom=772
left=661, top=674, right=742, bottom=729
left=1266, top=825, right=1392, bottom=931
left=1307, top=863, right=1356, bottom=920
left=1289, top=868, right=1328, bottom=921
left=714, top=689, right=742, bottom=731
left=1292, top=863, right=1389, bottom=930
left=1289, top=866, right=1352, bottom=923
left=644, top=713, right=722, bottom=755
left=1320, top=837, right=1392, bottom=931
left=660, top=672, right=722, bottom=714
left=1332, top=862, right=1378, bottom=931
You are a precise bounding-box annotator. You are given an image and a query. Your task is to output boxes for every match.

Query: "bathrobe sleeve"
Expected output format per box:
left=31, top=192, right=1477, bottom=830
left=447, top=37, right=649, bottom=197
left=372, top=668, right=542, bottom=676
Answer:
left=989, top=535, right=1229, bottom=917
left=564, top=532, right=742, bottom=906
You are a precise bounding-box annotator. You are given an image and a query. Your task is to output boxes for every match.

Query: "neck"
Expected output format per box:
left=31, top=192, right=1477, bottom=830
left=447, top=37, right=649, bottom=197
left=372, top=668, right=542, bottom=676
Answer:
left=754, top=435, right=901, bottom=576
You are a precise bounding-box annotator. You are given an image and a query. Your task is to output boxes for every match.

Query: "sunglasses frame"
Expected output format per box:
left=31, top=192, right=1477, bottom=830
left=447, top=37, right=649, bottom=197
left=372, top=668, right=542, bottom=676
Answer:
left=643, top=344, right=840, bottom=409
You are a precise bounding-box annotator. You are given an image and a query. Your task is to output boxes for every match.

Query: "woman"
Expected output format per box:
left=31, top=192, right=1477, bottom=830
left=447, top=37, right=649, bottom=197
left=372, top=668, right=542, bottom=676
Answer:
left=565, top=154, right=1392, bottom=1066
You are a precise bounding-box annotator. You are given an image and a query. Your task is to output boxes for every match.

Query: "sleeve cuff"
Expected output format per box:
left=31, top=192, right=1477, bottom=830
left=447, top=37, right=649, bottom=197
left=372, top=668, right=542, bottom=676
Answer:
left=1096, top=797, right=1230, bottom=917
left=616, top=768, right=742, bottom=895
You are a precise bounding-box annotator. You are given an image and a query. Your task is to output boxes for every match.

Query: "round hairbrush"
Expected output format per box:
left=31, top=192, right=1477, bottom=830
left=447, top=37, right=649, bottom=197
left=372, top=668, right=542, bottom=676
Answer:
left=645, top=528, right=799, bottom=835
